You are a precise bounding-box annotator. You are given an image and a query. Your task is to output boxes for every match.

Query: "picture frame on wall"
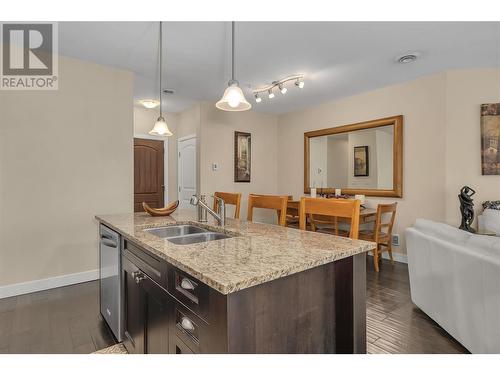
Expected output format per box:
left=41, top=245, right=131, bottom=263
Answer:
left=480, top=103, right=500, bottom=175
left=234, top=131, right=251, bottom=182
left=354, top=145, right=369, bottom=177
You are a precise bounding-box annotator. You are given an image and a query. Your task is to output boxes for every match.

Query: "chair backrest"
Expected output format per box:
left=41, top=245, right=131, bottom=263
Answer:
left=247, top=194, right=289, bottom=226
left=299, top=197, right=361, bottom=239
left=213, top=192, right=242, bottom=219
left=373, top=203, right=397, bottom=241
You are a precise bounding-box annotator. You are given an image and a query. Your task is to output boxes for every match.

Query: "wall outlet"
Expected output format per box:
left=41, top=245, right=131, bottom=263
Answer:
left=212, top=163, right=219, bottom=171
left=392, top=234, right=400, bottom=246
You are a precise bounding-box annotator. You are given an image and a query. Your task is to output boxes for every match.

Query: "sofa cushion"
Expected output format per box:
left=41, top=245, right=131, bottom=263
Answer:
left=414, top=219, right=472, bottom=244
left=481, top=209, right=500, bottom=235
left=482, top=201, right=500, bottom=210
left=466, top=235, right=500, bottom=257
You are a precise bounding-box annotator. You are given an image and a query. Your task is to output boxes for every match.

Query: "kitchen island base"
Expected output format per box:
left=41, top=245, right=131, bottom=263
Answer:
left=225, top=252, right=366, bottom=354
left=122, top=237, right=366, bottom=354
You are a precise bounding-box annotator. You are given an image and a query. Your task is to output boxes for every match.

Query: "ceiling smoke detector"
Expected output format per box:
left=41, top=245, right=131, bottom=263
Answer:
left=397, top=53, right=418, bottom=64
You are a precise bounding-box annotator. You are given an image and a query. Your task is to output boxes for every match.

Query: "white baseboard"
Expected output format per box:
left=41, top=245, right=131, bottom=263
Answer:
left=367, top=251, right=408, bottom=264
left=0, top=269, right=99, bottom=299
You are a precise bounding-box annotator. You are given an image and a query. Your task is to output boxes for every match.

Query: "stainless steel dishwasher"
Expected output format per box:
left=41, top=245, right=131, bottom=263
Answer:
left=99, top=224, right=122, bottom=341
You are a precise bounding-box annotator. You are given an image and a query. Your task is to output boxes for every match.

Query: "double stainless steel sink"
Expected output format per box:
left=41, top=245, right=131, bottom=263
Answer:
left=143, top=224, right=231, bottom=245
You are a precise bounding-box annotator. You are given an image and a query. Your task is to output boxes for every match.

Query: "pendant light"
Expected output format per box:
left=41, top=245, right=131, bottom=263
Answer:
left=216, top=22, right=251, bottom=112
left=149, top=21, right=173, bottom=137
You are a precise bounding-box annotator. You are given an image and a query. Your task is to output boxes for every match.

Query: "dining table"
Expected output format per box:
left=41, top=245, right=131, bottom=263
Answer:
left=284, top=200, right=377, bottom=231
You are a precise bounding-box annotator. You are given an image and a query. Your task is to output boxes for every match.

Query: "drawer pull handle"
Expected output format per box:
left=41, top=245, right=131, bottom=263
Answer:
left=180, top=278, right=195, bottom=290
left=180, top=317, right=195, bottom=332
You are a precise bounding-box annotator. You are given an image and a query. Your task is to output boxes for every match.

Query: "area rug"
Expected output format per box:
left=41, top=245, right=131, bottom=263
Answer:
left=92, top=343, right=128, bottom=354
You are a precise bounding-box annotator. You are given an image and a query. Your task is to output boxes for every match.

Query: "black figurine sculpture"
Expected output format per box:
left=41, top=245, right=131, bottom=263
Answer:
left=458, top=186, right=476, bottom=233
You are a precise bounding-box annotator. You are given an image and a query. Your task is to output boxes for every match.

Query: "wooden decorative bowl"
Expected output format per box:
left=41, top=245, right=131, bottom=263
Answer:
left=142, top=200, right=179, bottom=217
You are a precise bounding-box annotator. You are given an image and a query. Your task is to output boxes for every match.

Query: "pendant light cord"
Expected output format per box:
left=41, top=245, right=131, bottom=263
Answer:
left=231, top=21, right=235, bottom=82
left=159, top=21, right=163, bottom=118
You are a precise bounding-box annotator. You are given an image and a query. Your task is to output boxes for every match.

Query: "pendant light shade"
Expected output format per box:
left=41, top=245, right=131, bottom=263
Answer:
left=216, top=80, right=251, bottom=111
left=216, top=22, right=251, bottom=112
left=149, top=116, right=173, bottom=136
left=149, top=21, right=173, bottom=137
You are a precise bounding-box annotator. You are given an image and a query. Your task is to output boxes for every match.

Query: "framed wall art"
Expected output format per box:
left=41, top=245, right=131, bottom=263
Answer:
left=481, top=103, right=500, bottom=175
left=354, top=145, right=369, bottom=177
left=234, top=131, right=251, bottom=182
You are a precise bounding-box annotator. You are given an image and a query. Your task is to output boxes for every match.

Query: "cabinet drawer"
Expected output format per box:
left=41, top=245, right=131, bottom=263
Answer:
left=168, top=267, right=209, bottom=322
left=172, top=302, right=206, bottom=354
left=124, top=240, right=166, bottom=287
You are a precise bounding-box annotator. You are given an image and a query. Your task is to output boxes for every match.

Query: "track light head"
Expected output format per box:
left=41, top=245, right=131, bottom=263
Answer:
left=279, top=84, right=287, bottom=94
left=254, top=93, right=262, bottom=103
left=295, top=79, right=305, bottom=89
left=268, top=89, right=275, bottom=99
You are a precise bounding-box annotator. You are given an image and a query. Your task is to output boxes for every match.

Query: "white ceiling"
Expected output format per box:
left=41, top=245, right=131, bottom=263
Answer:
left=58, top=21, right=500, bottom=114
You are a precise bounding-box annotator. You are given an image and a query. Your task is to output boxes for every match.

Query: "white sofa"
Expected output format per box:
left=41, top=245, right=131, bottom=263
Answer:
left=406, top=219, right=500, bottom=353
left=478, top=208, right=500, bottom=235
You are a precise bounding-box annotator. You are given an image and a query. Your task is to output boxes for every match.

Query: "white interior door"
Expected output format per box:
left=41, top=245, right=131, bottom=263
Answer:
left=178, top=136, right=197, bottom=208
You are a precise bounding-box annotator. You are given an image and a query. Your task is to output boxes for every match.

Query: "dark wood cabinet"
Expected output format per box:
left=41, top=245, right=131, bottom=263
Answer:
left=121, top=238, right=366, bottom=354
left=122, top=256, right=144, bottom=354
left=122, top=255, right=171, bottom=354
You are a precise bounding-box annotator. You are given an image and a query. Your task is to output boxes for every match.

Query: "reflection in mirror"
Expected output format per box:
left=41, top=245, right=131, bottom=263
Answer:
left=309, top=125, right=394, bottom=190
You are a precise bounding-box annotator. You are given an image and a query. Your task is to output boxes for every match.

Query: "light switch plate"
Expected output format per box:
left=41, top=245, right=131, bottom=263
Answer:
left=212, top=163, right=219, bottom=171
left=392, top=234, right=400, bottom=246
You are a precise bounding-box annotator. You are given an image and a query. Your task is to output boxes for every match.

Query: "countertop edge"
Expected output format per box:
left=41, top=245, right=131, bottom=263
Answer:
left=95, top=215, right=376, bottom=295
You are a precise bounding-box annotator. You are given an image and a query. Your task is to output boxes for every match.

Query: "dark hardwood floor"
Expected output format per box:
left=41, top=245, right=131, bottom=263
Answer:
left=0, top=281, right=116, bottom=354
left=0, top=259, right=468, bottom=354
left=366, top=258, right=468, bottom=354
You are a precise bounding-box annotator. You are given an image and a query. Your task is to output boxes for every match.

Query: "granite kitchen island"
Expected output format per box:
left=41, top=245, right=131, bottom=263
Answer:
left=96, top=210, right=375, bottom=354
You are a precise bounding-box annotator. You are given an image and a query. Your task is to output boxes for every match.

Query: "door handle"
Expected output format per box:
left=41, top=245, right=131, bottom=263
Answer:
left=100, top=238, right=117, bottom=248
left=133, top=271, right=146, bottom=284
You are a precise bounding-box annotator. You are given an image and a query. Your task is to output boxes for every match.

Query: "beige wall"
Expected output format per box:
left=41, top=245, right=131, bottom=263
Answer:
left=133, top=106, right=179, bottom=203
left=199, top=102, right=279, bottom=222
left=0, top=55, right=134, bottom=287
left=445, top=69, right=500, bottom=226
left=136, top=102, right=278, bottom=222
left=277, top=73, right=448, bottom=254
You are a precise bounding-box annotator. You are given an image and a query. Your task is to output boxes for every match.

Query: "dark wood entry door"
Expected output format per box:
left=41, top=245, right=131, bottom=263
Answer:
left=134, top=138, right=164, bottom=212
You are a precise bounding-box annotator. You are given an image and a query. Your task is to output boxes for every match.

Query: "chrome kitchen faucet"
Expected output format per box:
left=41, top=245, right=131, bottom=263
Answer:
left=190, top=195, right=226, bottom=226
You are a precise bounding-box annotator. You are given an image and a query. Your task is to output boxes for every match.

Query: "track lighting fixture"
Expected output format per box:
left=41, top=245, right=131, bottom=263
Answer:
left=252, top=74, right=304, bottom=104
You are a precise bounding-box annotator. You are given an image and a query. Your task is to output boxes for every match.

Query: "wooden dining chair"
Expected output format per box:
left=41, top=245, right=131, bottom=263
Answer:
left=359, top=203, right=397, bottom=272
left=299, top=197, right=361, bottom=239
left=247, top=194, right=289, bottom=226
left=277, top=195, right=300, bottom=227
left=213, top=192, right=242, bottom=219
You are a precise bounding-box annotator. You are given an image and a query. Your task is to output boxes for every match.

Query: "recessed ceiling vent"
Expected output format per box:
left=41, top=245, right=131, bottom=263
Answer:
left=397, top=54, right=418, bottom=64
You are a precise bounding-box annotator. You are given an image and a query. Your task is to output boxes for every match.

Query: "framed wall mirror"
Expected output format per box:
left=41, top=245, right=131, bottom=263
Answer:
left=304, top=115, right=403, bottom=197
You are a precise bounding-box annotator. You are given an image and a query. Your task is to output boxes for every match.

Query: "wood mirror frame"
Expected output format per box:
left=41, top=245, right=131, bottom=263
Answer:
left=304, top=115, right=403, bottom=198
